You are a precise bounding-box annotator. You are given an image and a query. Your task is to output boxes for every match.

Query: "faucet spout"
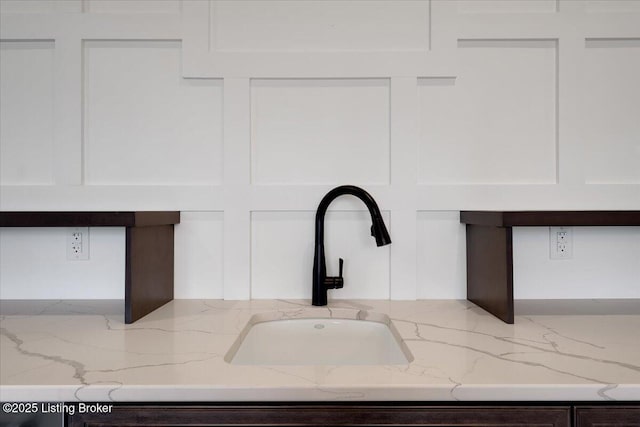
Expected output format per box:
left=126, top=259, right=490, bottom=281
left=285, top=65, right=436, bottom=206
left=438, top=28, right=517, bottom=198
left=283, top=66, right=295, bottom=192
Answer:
left=312, top=185, right=391, bottom=306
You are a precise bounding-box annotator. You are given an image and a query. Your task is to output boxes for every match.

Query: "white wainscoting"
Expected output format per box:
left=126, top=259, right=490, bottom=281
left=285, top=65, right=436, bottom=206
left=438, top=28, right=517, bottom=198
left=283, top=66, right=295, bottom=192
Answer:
left=582, top=39, right=640, bottom=184
left=212, top=1, right=430, bottom=53
left=83, top=40, right=223, bottom=185
left=1, top=0, right=638, bottom=301
left=251, top=78, right=390, bottom=185
left=0, top=40, right=55, bottom=185
left=418, top=39, right=557, bottom=185
left=84, top=0, right=181, bottom=14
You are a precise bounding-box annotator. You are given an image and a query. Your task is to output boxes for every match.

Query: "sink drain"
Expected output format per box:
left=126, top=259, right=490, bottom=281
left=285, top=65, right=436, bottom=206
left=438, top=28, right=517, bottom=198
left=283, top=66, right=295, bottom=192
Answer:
left=314, top=323, right=325, bottom=329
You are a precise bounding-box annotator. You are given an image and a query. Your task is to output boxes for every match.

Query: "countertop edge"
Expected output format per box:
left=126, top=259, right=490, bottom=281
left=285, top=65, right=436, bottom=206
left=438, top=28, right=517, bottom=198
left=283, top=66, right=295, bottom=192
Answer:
left=2, top=384, right=639, bottom=403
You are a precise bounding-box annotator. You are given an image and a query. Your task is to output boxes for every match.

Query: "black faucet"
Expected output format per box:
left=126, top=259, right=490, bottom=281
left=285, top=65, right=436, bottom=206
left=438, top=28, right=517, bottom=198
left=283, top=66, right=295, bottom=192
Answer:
left=312, top=185, right=391, bottom=306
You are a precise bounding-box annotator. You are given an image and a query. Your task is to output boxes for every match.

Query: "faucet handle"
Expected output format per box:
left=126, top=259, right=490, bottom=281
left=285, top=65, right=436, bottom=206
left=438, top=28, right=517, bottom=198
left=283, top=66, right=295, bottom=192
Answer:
left=324, top=258, right=344, bottom=289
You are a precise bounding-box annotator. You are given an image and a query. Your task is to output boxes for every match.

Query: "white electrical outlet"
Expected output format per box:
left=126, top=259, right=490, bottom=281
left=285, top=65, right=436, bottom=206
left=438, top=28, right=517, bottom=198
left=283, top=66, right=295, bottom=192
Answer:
left=549, top=226, right=572, bottom=259
left=67, top=227, right=89, bottom=260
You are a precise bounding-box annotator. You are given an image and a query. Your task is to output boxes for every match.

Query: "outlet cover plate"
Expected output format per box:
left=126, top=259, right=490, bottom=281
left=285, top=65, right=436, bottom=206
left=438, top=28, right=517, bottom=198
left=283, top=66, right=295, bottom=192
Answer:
left=549, top=226, right=572, bottom=260
left=67, top=227, right=89, bottom=260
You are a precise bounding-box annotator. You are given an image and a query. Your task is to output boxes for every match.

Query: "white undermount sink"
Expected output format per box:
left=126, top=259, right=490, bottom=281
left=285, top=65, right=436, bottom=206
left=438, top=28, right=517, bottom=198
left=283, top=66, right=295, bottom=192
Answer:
left=225, top=311, right=413, bottom=365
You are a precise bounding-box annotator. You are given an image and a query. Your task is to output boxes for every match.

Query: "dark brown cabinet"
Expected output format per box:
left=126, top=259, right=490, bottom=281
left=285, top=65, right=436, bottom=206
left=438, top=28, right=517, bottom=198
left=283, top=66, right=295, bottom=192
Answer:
left=460, top=210, right=640, bottom=323
left=574, top=406, right=640, bottom=426
left=0, top=211, right=180, bottom=323
left=68, top=404, right=572, bottom=426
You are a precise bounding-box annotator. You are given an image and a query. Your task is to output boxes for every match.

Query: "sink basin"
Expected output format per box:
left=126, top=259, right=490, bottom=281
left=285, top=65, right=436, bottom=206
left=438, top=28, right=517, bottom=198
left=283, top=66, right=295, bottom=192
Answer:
left=225, top=312, right=413, bottom=365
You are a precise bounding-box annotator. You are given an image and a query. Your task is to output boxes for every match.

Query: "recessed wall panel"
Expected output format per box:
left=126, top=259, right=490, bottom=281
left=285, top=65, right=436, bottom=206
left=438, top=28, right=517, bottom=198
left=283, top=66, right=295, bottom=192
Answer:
left=0, top=41, right=54, bottom=185
left=457, top=0, right=557, bottom=14
left=416, top=212, right=466, bottom=299
left=251, top=79, right=390, bottom=185
left=174, top=212, right=223, bottom=298
left=418, top=40, right=557, bottom=184
left=583, top=39, right=640, bottom=184
left=213, top=1, right=429, bottom=52
left=586, top=1, right=640, bottom=13
left=0, top=0, right=55, bottom=13
left=251, top=210, right=390, bottom=299
left=83, top=41, right=223, bottom=185
left=84, top=0, right=181, bottom=14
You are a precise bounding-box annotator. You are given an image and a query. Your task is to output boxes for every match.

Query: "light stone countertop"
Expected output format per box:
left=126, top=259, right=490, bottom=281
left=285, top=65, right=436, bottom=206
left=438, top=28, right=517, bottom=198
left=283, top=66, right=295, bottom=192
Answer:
left=1, top=299, right=639, bottom=402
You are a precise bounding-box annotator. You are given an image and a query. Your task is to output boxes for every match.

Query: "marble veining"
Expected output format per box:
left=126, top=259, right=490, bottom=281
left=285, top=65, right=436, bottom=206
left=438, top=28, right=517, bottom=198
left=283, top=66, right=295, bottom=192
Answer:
left=0, top=299, right=639, bottom=402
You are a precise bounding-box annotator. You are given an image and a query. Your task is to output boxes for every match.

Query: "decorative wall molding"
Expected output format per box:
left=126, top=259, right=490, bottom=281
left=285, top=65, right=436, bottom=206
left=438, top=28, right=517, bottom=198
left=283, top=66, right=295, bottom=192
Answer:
left=1, top=0, right=638, bottom=300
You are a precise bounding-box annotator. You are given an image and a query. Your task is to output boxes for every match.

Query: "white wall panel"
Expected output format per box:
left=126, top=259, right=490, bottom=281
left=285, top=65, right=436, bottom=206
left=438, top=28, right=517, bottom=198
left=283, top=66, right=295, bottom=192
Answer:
left=84, top=1, right=181, bottom=14
left=0, top=227, right=125, bottom=299
left=416, top=211, right=467, bottom=299
left=251, top=79, right=390, bottom=185
left=0, top=41, right=55, bottom=185
left=213, top=1, right=429, bottom=52
left=513, top=227, right=640, bottom=298
left=83, top=41, right=223, bottom=185
left=251, top=210, right=390, bottom=299
left=586, top=1, right=640, bottom=13
left=582, top=39, right=640, bottom=184
left=418, top=40, right=557, bottom=184
left=1, top=1, right=639, bottom=302
left=457, top=1, right=557, bottom=14
left=174, top=212, right=224, bottom=299
left=0, top=0, right=55, bottom=14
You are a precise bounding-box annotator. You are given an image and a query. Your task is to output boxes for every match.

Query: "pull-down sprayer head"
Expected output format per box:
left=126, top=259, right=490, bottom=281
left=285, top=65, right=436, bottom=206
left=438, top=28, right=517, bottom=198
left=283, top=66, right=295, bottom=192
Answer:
left=371, top=217, right=392, bottom=247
